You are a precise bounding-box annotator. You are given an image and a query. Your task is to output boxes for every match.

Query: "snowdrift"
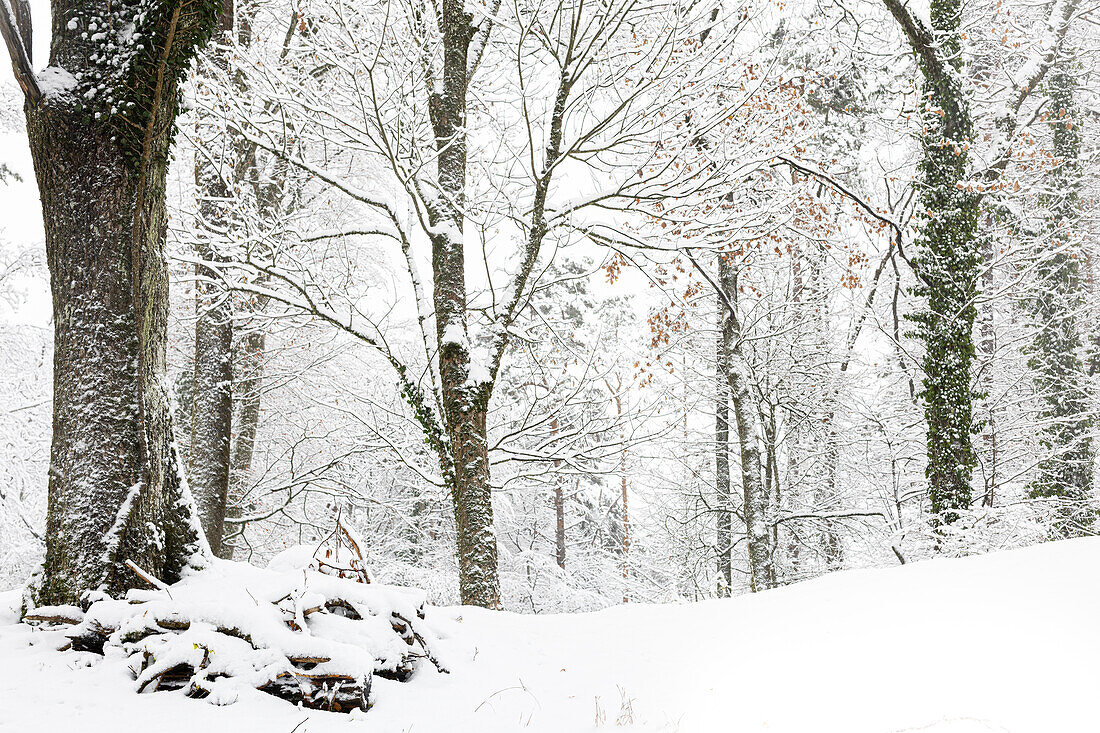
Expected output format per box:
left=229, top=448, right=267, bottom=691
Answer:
left=3, top=537, right=1099, bottom=732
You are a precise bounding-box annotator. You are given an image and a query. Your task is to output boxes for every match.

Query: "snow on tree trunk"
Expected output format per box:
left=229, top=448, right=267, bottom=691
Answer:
left=551, top=417, right=566, bottom=570
left=715, top=292, right=733, bottom=598
left=189, top=5, right=236, bottom=559
left=189, top=229, right=233, bottom=557
left=554, top=479, right=566, bottom=570
left=883, top=0, right=980, bottom=524
left=811, top=251, right=843, bottom=569
left=441, top=396, right=500, bottom=608
left=427, top=0, right=500, bottom=609
left=718, top=257, right=775, bottom=592
left=225, top=311, right=265, bottom=556
left=11, top=0, right=219, bottom=606
left=617, top=389, right=630, bottom=601
left=1026, top=60, right=1095, bottom=536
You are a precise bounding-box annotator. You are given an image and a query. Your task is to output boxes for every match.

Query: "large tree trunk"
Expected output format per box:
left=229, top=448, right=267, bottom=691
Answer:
left=28, top=94, right=202, bottom=606
left=442, top=401, right=499, bottom=607
left=12, top=0, right=217, bottom=606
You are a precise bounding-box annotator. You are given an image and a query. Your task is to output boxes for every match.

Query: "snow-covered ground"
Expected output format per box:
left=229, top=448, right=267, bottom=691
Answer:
left=2, top=538, right=1098, bottom=733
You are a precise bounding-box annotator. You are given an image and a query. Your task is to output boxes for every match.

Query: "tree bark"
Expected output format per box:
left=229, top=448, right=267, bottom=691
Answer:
left=715, top=294, right=733, bottom=597
left=442, top=401, right=499, bottom=607
left=717, top=257, right=775, bottom=592
left=225, top=314, right=265, bottom=554
left=30, top=109, right=195, bottom=604
left=615, top=388, right=630, bottom=601
left=17, top=0, right=217, bottom=606
left=189, top=3, right=236, bottom=559
left=189, top=245, right=233, bottom=556
left=883, top=0, right=980, bottom=524
left=553, top=477, right=566, bottom=570
left=427, top=0, right=500, bottom=608
left=977, top=227, right=997, bottom=508
left=550, top=417, right=566, bottom=570
left=811, top=248, right=843, bottom=569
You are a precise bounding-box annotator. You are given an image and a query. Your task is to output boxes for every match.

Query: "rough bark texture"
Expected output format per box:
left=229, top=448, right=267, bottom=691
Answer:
left=0, top=0, right=39, bottom=102
left=442, top=400, right=499, bottom=608
left=30, top=109, right=187, bottom=604
left=23, top=0, right=217, bottom=606
left=426, top=0, right=500, bottom=609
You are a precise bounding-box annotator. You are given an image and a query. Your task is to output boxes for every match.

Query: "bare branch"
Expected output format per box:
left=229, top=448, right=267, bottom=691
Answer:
left=0, top=0, right=40, bottom=102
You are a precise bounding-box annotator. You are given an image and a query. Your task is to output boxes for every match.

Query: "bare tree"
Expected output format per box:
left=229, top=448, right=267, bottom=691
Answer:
left=192, top=0, right=735, bottom=607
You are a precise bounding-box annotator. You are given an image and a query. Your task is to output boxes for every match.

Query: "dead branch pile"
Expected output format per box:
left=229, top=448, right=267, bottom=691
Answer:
left=24, top=553, right=447, bottom=713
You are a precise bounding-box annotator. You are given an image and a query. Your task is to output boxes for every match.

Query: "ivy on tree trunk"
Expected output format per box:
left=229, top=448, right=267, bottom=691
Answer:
left=2, top=0, right=220, bottom=606
left=1027, top=59, right=1095, bottom=536
left=884, top=0, right=980, bottom=524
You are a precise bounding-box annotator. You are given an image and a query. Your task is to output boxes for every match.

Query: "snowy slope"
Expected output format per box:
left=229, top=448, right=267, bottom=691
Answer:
left=2, top=538, right=1098, bottom=733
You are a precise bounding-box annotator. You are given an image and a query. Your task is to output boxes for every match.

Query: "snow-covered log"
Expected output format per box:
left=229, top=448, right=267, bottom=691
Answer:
left=25, top=556, right=446, bottom=713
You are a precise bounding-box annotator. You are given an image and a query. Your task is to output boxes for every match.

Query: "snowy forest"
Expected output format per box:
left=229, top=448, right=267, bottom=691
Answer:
left=0, top=0, right=1098, bottom=729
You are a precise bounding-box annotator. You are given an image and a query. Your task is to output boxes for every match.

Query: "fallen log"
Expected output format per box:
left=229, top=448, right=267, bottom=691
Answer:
left=27, top=539, right=443, bottom=716
left=261, top=671, right=371, bottom=713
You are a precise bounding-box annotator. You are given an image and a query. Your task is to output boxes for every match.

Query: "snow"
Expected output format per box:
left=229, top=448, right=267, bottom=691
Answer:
left=905, top=0, right=931, bottom=31
left=35, top=66, right=77, bottom=99
left=3, top=538, right=1100, bottom=731
left=426, top=219, right=462, bottom=247
left=440, top=322, right=468, bottom=349
left=73, top=557, right=440, bottom=679
left=267, top=544, right=319, bottom=572
left=465, top=352, right=491, bottom=386
left=1010, top=0, right=1069, bottom=91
